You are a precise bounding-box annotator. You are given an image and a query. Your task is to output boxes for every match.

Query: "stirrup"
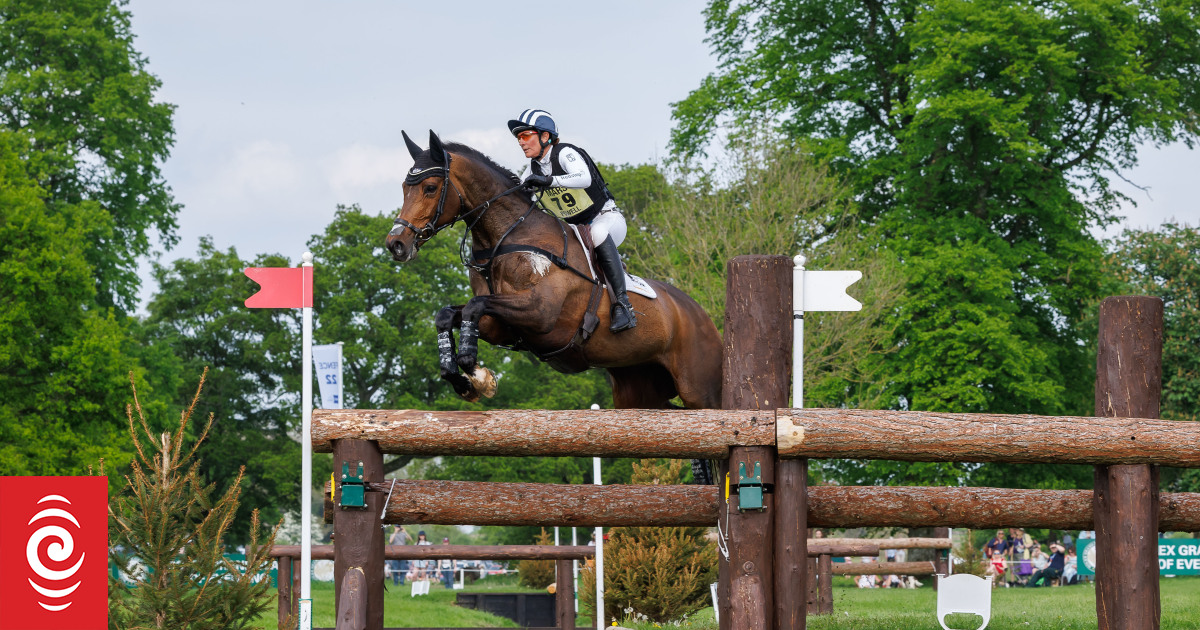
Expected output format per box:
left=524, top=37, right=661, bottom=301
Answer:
left=610, top=301, right=637, bottom=332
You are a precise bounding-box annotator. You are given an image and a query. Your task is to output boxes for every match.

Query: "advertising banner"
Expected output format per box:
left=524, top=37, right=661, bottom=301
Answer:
left=1077, top=538, right=1200, bottom=576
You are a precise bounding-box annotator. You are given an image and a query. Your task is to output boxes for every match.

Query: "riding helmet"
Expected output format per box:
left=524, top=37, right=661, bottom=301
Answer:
left=508, top=109, right=558, bottom=140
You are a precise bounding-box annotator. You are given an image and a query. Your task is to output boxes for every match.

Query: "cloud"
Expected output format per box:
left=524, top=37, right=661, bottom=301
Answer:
left=216, top=140, right=303, bottom=196
left=323, top=143, right=414, bottom=196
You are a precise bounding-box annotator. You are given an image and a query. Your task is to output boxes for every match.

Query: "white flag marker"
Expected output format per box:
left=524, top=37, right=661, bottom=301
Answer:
left=792, top=255, right=863, bottom=408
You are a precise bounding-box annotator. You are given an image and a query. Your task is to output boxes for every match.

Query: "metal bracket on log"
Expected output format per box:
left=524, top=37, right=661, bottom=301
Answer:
left=340, top=461, right=366, bottom=509
left=736, top=461, right=765, bottom=512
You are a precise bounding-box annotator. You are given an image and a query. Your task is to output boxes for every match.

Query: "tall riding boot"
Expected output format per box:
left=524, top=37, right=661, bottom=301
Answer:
left=595, top=236, right=637, bottom=332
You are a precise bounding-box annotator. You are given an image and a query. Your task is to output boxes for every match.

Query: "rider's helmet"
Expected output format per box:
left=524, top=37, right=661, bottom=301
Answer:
left=508, top=109, right=558, bottom=142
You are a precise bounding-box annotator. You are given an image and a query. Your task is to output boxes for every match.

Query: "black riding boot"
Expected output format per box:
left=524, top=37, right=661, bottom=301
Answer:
left=595, top=236, right=637, bottom=332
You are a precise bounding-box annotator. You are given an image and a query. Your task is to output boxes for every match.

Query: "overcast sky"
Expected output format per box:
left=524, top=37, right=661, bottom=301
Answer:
left=126, top=0, right=1197, bottom=306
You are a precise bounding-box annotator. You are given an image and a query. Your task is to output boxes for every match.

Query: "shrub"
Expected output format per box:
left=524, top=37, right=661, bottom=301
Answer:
left=107, top=370, right=279, bottom=629
left=580, top=459, right=717, bottom=623
left=516, top=527, right=557, bottom=589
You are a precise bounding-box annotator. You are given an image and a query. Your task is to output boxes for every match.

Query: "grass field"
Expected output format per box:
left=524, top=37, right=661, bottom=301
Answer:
left=255, top=575, right=1200, bottom=629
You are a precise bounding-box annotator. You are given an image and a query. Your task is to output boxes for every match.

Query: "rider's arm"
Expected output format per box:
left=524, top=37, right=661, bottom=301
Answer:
left=550, top=146, right=592, bottom=189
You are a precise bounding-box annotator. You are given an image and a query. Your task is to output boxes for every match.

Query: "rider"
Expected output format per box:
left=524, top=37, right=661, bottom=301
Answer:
left=508, top=108, right=636, bottom=332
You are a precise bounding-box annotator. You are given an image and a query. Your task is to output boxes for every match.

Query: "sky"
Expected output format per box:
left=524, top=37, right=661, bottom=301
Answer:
left=125, top=0, right=1198, bottom=307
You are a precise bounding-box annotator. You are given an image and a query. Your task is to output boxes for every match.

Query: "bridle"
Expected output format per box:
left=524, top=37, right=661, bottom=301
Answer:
left=390, top=151, right=529, bottom=256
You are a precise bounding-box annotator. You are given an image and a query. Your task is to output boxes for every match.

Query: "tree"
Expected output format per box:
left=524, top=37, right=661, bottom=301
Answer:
left=139, top=238, right=301, bottom=542
left=673, top=0, right=1200, bottom=425
left=1108, top=222, right=1200, bottom=492
left=0, top=0, right=179, bottom=310
left=0, top=129, right=150, bottom=480
left=108, top=371, right=277, bottom=630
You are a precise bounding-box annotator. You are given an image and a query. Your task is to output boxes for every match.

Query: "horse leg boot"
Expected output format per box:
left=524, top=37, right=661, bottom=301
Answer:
left=456, top=297, right=497, bottom=399
left=434, top=306, right=477, bottom=399
left=595, top=237, right=637, bottom=332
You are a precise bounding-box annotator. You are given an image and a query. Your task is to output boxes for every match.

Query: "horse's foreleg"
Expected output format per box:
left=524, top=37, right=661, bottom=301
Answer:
left=434, top=305, right=479, bottom=400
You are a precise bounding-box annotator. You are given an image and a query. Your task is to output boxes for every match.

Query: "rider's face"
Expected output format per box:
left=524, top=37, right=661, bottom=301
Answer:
left=517, top=130, right=547, bottom=158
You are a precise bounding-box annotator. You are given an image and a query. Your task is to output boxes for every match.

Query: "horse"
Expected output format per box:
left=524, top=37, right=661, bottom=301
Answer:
left=384, top=130, right=722, bottom=411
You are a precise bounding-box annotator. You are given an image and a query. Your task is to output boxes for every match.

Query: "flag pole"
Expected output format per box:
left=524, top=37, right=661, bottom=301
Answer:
left=300, top=251, right=314, bottom=629
left=792, top=254, right=806, bottom=408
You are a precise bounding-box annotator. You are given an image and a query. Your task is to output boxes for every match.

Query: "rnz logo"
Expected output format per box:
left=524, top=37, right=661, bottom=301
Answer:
left=0, top=477, right=107, bottom=630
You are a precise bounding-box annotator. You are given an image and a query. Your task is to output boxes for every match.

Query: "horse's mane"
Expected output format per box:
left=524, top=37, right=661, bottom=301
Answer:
left=444, top=142, right=521, bottom=186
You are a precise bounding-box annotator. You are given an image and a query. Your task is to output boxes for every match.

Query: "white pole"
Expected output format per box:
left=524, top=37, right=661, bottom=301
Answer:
left=792, top=254, right=806, bottom=409
left=300, top=252, right=314, bottom=630
left=336, top=342, right=344, bottom=408
left=594, top=455, right=604, bottom=628
left=572, top=527, right=579, bottom=613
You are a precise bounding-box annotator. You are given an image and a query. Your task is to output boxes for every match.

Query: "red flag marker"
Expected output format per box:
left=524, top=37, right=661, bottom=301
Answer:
left=244, top=266, right=313, bottom=308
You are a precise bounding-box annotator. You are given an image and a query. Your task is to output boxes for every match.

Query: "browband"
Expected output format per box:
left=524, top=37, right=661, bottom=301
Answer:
left=405, top=165, right=447, bottom=185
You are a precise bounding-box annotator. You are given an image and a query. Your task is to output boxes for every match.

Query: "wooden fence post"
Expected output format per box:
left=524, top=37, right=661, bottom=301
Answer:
left=556, top=558, right=575, bottom=630
left=277, top=555, right=292, bottom=628
left=333, top=439, right=385, bottom=630
left=720, top=255, right=798, bottom=630
left=1094, top=296, right=1163, bottom=630
left=932, top=526, right=949, bottom=591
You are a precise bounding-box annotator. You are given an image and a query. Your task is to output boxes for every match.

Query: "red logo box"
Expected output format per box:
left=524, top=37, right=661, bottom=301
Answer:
left=0, top=477, right=108, bottom=630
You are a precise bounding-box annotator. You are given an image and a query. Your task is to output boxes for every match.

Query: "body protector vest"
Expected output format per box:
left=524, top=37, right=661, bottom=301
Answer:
left=530, top=143, right=615, bottom=225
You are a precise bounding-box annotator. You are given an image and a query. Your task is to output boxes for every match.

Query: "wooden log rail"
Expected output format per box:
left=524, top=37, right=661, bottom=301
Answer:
left=830, top=561, right=938, bottom=576
left=313, top=407, right=1200, bottom=468
left=312, top=408, right=774, bottom=458
left=777, top=409, right=1200, bottom=466
left=320, top=479, right=1200, bottom=531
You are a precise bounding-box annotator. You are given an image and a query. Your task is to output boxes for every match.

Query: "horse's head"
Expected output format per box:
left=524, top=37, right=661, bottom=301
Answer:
left=386, top=130, right=462, bottom=262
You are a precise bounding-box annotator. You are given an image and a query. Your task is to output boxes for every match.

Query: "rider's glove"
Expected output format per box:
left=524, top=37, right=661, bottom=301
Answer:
left=523, top=174, right=553, bottom=190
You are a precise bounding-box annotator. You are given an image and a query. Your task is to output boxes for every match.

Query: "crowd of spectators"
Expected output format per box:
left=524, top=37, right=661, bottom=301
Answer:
left=983, top=528, right=1086, bottom=588
left=385, top=526, right=457, bottom=590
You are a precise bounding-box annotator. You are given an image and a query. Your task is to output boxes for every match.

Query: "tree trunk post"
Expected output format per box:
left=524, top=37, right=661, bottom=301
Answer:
left=817, top=554, right=833, bottom=614
left=805, top=556, right=819, bottom=615
left=556, top=558, right=574, bottom=630
left=720, top=255, right=795, bottom=630
left=333, top=438, right=385, bottom=630
left=931, top=527, right=950, bottom=591
left=277, top=555, right=292, bottom=629
left=1094, top=296, right=1163, bottom=630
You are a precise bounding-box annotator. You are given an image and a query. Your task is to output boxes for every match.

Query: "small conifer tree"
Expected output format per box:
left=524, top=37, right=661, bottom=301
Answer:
left=107, top=370, right=279, bottom=629
left=516, top=527, right=557, bottom=589
left=580, top=459, right=717, bottom=623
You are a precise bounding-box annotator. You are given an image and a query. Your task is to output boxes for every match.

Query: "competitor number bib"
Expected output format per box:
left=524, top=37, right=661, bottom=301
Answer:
left=537, top=186, right=594, bottom=219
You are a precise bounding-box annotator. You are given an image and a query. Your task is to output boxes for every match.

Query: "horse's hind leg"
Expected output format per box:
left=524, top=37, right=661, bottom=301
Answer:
left=434, top=306, right=481, bottom=401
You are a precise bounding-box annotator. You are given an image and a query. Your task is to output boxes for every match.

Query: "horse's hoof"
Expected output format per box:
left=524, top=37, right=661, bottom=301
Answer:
left=468, top=366, right=497, bottom=399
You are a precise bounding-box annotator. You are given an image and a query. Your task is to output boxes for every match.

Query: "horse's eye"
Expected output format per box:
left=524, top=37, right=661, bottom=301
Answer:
left=424, top=183, right=438, bottom=195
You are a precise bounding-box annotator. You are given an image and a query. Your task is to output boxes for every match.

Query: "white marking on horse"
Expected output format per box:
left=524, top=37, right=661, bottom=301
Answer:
left=524, top=252, right=551, bottom=277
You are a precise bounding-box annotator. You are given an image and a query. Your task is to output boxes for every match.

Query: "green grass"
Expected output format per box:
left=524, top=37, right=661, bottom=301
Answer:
left=253, top=576, right=1200, bottom=629
left=253, top=574, right=592, bottom=629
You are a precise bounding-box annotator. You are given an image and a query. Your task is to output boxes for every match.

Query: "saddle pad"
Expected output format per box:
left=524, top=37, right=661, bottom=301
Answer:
left=567, top=224, right=658, bottom=299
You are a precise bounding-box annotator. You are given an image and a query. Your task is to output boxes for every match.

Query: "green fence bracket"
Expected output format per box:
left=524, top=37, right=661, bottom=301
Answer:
left=736, top=461, right=764, bottom=512
left=340, top=461, right=366, bottom=509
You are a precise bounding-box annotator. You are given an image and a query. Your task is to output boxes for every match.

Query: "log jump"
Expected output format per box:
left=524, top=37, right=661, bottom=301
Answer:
left=319, top=258, right=1182, bottom=630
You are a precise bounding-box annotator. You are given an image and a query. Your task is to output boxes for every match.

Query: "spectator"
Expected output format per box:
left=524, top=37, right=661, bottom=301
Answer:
left=983, top=530, right=1009, bottom=558
left=1079, top=530, right=1095, bottom=540
left=881, top=574, right=904, bottom=588
left=415, top=530, right=432, bottom=581
left=439, top=537, right=456, bottom=589
left=885, top=548, right=897, bottom=562
left=1062, top=550, right=1078, bottom=585
left=1031, top=546, right=1049, bottom=572
left=1062, top=531, right=1074, bottom=549
left=387, top=525, right=411, bottom=586
left=987, top=551, right=1009, bottom=587
left=1026, top=542, right=1066, bottom=587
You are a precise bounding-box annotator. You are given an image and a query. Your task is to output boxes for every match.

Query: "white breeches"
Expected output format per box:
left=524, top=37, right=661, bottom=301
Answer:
left=590, top=210, right=626, bottom=247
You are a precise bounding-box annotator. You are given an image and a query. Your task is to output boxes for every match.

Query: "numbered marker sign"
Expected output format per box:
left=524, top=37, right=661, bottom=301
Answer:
left=312, top=344, right=343, bottom=409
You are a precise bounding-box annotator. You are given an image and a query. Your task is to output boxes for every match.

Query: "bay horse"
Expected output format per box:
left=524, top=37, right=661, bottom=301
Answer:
left=384, top=130, right=722, bottom=411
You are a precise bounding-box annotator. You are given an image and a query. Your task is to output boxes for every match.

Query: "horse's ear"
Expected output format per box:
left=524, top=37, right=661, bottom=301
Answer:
left=402, top=130, right=423, bottom=160
left=428, top=130, right=447, bottom=164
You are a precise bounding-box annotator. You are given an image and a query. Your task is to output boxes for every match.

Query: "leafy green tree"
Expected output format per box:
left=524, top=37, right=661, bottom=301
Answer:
left=139, top=238, right=301, bottom=542
left=1109, top=222, right=1200, bottom=492
left=0, top=0, right=179, bottom=310
left=0, top=130, right=148, bottom=480
left=673, top=0, right=1200, bottom=439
